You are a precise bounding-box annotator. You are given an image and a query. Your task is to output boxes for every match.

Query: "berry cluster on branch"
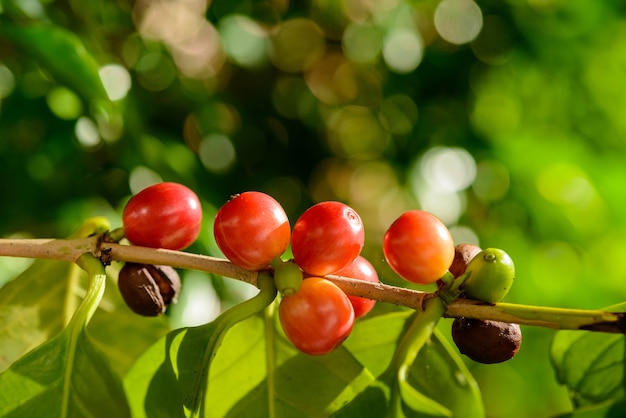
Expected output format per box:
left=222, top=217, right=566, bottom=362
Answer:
left=0, top=182, right=625, bottom=363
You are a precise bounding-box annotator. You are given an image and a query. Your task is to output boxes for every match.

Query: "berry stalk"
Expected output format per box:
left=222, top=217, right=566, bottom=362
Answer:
left=0, top=237, right=624, bottom=334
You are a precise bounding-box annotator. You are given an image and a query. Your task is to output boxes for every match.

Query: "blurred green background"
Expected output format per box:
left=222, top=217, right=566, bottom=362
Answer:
left=2, top=0, right=626, bottom=417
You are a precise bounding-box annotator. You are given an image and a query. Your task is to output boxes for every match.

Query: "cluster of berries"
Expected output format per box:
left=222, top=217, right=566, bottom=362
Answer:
left=115, top=182, right=521, bottom=363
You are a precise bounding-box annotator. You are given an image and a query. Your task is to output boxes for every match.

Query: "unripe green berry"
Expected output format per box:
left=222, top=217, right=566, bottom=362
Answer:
left=462, top=248, right=514, bottom=303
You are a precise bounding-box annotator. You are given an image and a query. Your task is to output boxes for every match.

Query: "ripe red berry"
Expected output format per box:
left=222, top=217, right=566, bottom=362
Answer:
left=214, top=192, right=290, bottom=270
left=334, top=256, right=379, bottom=319
left=291, top=201, right=364, bottom=276
left=383, top=210, right=454, bottom=284
left=279, top=277, right=355, bottom=355
left=122, top=182, right=202, bottom=250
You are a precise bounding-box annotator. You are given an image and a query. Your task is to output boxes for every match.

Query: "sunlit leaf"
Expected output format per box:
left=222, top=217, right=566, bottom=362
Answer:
left=0, top=260, right=78, bottom=372
left=125, top=311, right=376, bottom=418
left=0, top=327, right=130, bottom=417
left=0, top=260, right=169, bottom=375
left=0, top=256, right=130, bottom=417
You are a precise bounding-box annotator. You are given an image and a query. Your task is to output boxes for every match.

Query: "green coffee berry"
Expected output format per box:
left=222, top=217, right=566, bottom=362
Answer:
left=462, top=248, right=515, bottom=303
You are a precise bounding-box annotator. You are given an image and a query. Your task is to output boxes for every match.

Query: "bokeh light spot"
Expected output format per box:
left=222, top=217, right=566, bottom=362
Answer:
left=46, top=87, right=83, bottom=120
left=75, top=117, right=101, bottom=149
left=382, top=28, right=424, bottom=74
left=219, top=14, right=269, bottom=68
left=305, top=53, right=358, bottom=105
left=99, top=64, right=132, bottom=101
left=349, top=160, right=398, bottom=205
left=420, top=147, right=477, bottom=193
left=343, top=22, right=382, bottom=64
left=168, top=271, right=222, bottom=328
left=128, top=166, right=162, bottom=195
left=269, top=18, right=326, bottom=73
left=0, top=64, right=16, bottom=99
left=434, top=0, right=483, bottom=45
left=199, top=134, right=236, bottom=173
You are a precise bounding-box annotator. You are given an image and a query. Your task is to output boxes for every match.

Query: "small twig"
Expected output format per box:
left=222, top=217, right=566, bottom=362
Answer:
left=0, top=237, right=624, bottom=333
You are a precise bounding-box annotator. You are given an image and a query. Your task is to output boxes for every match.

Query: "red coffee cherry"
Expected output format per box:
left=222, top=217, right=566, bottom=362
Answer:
left=291, top=201, right=364, bottom=276
left=213, top=192, right=290, bottom=270
left=279, top=277, right=355, bottom=355
left=122, top=182, right=202, bottom=250
left=383, top=210, right=455, bottom=284
left=334, top=256, right=379, bottom=319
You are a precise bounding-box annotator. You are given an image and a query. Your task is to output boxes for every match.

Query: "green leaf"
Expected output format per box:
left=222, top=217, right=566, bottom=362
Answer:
left=0, top=260, right=169, bottom=375
left=553, top=398, right=626, bottom=418
left=334, top=313, right=484, bottom=418
left=88, top=263, right=170, bottom=376
left=126, top=310, right=377, bottom=418
left=0, top=327, right=130, bottom=417
left=125, top=274, right=278, bottom=417
left=0, top=260, right=79, bottom=372
left=403, top=328, right=484, bottom=418
left=0, top=255, right=130, bottom=417
left=551, top=302, right=626, bottom=409
left=0, top=22, right=111, bottom=106
left=551, top=329, right=625, bottom=408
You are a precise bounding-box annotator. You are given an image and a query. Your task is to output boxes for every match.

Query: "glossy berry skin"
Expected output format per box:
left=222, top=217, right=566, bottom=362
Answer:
left=463, top=248, right=515, bottom=303
left=123, top=182, right=202, bottom=250
left=214, top=192, right=290, bottom=270
left=291, top=201, right=364, bottom=276
left=383, top=210, right=454, bottom=285
left=279, top=277, right=355, bottom=355
left=334, top=256, right=379, bottom=319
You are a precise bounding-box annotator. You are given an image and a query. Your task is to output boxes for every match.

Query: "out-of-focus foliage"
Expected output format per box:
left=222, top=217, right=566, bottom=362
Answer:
left=2, top=0, right=626, bottom=416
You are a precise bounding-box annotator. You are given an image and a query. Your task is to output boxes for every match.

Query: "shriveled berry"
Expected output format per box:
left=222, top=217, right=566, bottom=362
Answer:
left=118, top=263, right=181, bottom=316
left=451, top=317, right=522, bottom=364
left=449, top=243, right=482, bottom=278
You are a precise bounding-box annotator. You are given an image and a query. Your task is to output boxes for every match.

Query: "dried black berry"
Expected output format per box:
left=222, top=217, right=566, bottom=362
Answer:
left=451, top=317, right=522, bottom=364
left=118, top=263, right=181, bottom=316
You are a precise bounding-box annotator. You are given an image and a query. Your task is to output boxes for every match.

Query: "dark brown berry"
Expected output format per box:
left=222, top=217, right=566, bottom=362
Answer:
left=118, top=263, right=181, bottom=316
left=451, top=317, right=522, bottom=364
left=449, top=243, right=482, bottom=278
